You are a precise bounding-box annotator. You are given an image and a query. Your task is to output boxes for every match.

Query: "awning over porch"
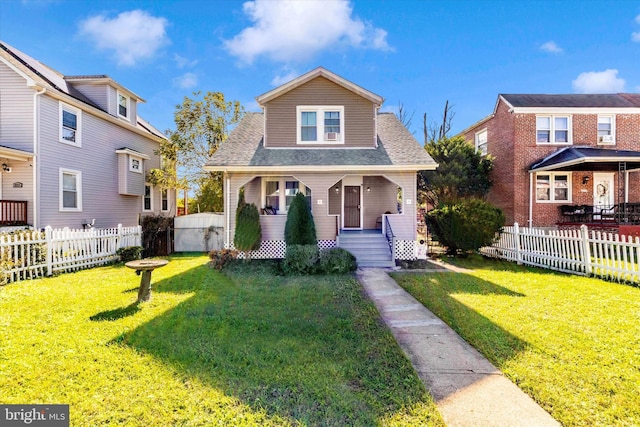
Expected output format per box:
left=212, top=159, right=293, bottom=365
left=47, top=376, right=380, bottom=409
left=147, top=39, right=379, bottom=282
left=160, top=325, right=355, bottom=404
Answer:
left=0, top=145, right=33, bottom=162
left=529, top=146, right=640, bottom=172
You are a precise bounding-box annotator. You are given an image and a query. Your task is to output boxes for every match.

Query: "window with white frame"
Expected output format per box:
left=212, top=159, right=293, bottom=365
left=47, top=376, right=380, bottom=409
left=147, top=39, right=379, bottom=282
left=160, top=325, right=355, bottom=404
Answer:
left=263, top=178, right=311, bottom=213
left=535, top=173, right=571, bottom=202
left=129, top=155, right=142, bottom=173
left=143, top=184, right=153, bottom=211
left=161, top=188, right=169, bottom=211
left=59, top=103, right=81, bottom=146
left=536, top=115, right=570, bottom=144
left=60, top=168, right=82, bottom=211
left=297, top=106, right=344, bottom=144
left=475, top=129, right=488, bottom=155
left=118, top=92, right=129, bottom=119
left=597, top=115, right=615, bottom=144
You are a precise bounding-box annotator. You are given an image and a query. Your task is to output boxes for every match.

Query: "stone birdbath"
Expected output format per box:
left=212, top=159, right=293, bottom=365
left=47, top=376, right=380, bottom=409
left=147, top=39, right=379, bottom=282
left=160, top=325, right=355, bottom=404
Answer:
left=125, top=259, right=169, bottom=303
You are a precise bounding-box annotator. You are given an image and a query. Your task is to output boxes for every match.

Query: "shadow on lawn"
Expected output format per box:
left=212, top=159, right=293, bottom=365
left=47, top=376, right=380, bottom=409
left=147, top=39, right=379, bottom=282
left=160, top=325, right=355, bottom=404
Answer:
left=90, top=302, right=140, bottom=321
left=111, top=260, right=435, bottom=425
left=392, top=269, right=530, bottom=367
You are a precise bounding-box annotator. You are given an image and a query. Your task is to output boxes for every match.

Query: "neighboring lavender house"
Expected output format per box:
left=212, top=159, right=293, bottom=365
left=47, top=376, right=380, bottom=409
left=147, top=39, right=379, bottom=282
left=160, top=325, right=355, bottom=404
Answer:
left=0, top=41, right=175, bottom=230
left=205, top=67, right=437, bottom=266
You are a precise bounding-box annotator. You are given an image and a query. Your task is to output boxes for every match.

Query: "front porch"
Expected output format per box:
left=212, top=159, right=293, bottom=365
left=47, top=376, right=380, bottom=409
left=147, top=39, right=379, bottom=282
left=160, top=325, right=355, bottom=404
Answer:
left=0, top=200, right=28, bottom=226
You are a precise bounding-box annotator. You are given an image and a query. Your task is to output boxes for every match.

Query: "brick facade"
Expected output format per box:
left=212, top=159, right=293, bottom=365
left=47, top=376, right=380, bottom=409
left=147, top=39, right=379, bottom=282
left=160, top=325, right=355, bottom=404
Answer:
left=461, top=96, right=640, bottom=226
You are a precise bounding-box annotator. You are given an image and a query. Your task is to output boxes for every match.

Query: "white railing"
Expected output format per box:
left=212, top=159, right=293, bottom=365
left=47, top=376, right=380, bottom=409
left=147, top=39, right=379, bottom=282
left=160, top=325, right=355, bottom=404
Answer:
left=481, top=222, right=640, bottom=283
left=0, top=224, right=142, bottom=284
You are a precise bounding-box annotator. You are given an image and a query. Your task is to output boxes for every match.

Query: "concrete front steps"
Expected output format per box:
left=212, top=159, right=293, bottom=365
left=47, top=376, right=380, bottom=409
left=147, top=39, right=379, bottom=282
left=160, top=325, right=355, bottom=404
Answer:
left=337, top=231, right=395, bottom=268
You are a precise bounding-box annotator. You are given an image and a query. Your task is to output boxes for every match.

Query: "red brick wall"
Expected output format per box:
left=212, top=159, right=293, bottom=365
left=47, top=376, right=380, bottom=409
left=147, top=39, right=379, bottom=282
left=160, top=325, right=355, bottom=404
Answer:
left=461, top=101, right=640, bottom=227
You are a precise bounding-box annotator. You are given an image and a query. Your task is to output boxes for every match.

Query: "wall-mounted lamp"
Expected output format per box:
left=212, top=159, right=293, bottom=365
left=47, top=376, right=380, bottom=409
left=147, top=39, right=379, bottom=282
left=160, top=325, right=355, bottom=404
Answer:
left=366, top=186, right=371, bottom=192
left=582, top=176, right=590, bottom=185
left=334, top=186, right=340, bottom=193
left=2, top=163, right=11, bottom=173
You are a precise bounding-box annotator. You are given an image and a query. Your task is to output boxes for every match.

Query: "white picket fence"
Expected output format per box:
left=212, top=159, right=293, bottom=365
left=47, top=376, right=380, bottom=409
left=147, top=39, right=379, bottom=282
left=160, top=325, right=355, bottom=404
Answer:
left=481, top=222, right=640, bottom=283
left=0, top=224, right=142, bottom=284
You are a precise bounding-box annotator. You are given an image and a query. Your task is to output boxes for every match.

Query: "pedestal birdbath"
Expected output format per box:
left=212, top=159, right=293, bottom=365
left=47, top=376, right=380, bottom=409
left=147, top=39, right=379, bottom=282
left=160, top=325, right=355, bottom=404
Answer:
left=125, top=259, right=169, bottom=303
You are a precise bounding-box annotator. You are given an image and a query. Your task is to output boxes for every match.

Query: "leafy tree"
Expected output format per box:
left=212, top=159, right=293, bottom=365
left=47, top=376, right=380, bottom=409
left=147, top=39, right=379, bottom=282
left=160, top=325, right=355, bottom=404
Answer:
left=426, top=198, right=505, bottom=256
left=148, top=91, right=244, bottom=211
left=420, top=136, right=493, bottom=206
left=285, top=193, right=317, bottom=245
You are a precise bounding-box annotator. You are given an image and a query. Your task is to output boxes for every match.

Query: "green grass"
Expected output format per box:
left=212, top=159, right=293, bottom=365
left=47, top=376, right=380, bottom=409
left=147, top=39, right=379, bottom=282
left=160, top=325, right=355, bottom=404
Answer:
left=0, top=254, right=443, bottom=426
left=393, top=255, right=640, bottom=427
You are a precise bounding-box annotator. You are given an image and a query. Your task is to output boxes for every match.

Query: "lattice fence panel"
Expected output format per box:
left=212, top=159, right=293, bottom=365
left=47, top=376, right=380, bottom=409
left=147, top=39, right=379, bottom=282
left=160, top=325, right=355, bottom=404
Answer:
left=233, top=240, right=336, bottom=259
left=394, top=239, right=417, bottom=260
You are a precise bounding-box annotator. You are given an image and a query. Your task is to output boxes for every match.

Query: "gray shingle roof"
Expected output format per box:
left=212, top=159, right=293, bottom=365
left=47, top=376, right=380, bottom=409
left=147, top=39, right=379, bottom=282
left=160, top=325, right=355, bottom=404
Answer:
left=205, top=112, right=436, bottom=170
left=502, top=93, right=640, bottom=108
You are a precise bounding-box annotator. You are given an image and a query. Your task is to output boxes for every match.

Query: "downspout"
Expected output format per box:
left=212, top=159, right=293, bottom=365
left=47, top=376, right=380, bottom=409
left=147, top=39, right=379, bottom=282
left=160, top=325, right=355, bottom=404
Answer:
left=225, top=173, right=230, bottom=248
left=528, top=171, right=533, bottom=227
left=33, top=86, right=46, bottom=229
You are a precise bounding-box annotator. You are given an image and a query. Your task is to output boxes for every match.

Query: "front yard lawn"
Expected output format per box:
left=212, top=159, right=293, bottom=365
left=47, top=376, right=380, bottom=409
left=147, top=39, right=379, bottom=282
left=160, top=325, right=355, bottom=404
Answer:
left=393, top=256, right=640, bottom=427
left=0, top=254, right=443, bottom=426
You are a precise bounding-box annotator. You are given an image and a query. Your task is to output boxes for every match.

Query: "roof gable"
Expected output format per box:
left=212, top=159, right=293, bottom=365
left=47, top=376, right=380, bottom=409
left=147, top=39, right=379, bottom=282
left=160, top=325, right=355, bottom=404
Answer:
left=256, top=67, right=384, bottom=106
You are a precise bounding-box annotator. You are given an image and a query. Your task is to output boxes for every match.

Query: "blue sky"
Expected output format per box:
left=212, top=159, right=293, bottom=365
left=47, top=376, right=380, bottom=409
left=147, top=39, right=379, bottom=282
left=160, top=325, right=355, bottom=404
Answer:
left=2, top=0, right=640, bottom=137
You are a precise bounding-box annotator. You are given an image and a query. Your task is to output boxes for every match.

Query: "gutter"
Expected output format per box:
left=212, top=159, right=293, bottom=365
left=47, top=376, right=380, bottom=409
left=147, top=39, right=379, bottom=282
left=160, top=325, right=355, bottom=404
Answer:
left=33, top=86, right=46, bottom=229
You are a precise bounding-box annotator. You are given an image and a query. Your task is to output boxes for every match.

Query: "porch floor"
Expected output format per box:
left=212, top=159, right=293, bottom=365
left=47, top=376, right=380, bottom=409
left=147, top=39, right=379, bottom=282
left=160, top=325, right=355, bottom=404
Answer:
left=340, top=229, right=382, bottom=235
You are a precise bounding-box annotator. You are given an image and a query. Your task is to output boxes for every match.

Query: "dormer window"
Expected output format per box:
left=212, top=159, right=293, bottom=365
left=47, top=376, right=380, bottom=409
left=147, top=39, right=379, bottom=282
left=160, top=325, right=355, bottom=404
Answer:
left=297, top=106, right=344, bottom=144
left=118, top=92, right=130, bottom=119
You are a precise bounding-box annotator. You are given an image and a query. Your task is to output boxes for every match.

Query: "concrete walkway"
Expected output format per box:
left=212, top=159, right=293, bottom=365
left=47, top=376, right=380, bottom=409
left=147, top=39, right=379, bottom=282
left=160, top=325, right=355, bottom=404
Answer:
left=355, top=266, right=560, bottom=427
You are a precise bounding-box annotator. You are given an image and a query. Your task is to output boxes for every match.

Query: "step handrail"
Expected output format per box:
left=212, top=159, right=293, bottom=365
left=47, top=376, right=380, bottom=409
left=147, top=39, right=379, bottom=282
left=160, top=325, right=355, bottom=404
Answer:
left=384, top=215, right=395, bottom=260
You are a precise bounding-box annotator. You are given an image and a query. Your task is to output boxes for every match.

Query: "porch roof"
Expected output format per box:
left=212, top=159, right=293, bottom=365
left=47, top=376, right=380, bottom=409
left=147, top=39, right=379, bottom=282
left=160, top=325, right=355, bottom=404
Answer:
left=529, top=146, right=640, bottom=172
left=0, top=145, right=33, bottom=161
left=205, top=112, right=438, bottom=172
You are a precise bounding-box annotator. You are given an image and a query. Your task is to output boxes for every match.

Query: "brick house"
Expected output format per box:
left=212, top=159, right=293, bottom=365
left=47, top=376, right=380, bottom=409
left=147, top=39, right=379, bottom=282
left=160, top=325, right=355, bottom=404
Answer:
left=458, top=94, right=640, bottom=228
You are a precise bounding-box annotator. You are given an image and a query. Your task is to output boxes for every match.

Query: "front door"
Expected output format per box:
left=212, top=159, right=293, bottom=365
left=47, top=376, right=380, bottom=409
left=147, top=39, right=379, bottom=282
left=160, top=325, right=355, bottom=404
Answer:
left=593, top=173, right=615, bottom=218
left=344, top=186, right=361, bottom=228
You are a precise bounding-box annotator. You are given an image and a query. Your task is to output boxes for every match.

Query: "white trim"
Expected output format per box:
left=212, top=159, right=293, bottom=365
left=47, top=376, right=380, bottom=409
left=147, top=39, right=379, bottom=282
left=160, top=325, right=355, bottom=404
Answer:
left=115, top=148, right=150, bottom=160
left=296, top=106, right=345, bottom=144
left=535, top=172, right=572, bottom=203
left=0, top=55, right=36, bottom=86
left=117, top=91, right=130, bottom=120
left=142, top=184, right=153, bottom=212
left=261, top=176, right=310, bottom=214
left=597, top=114, right=616, bottom=145
left=59, top=102, right=81, bottom=147
left=59, top=168, right=82, bottom=212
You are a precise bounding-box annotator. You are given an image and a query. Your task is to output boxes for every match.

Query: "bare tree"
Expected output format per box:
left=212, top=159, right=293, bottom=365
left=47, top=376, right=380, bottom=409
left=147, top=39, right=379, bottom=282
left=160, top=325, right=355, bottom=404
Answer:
left=423, top=100, right=455, bottom=144
left=396, top=102, right=414, bottom=129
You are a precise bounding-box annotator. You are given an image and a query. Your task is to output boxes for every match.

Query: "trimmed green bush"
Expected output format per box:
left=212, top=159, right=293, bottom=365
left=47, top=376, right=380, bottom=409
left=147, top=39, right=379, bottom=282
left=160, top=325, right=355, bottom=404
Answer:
left=116, top=246, right=143, bottom=263
left=285, top=192, right=316, bottom=245
left=234, top=201, right=261, bottom=253
left=318, top=248, right=357, bottom=274
left=208, top=249, right=238, bottom=270
left=426, top=198, right=505, bottom=256
left=282, top=244, right=320, bottom=275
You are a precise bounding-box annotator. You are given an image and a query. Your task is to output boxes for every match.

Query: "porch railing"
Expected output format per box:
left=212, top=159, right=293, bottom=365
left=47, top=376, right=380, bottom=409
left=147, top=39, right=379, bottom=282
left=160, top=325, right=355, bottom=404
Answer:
left=384, top=215, right=395, bottom=260
left=559, top=203, right=640, bottom=225
left=0, top=200, right=28, bottom=226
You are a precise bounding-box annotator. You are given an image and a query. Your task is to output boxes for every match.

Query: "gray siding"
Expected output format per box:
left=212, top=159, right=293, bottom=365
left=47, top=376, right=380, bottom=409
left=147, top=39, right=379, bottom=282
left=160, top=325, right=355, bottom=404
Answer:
left=37, top=94, right=172, bottom=229
left=0, top=61, right=34, bottom=151
left=264, top=76, right=375, bottom=148
left=71, top=84, right=109, bottom=112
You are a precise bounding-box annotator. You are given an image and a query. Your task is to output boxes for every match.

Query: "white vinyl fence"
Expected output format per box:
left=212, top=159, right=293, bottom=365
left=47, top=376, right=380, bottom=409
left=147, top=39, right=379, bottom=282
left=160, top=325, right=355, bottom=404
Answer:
left=481, top=222, right=640, bottom=283
left=0, top=224, right=142, bottom=284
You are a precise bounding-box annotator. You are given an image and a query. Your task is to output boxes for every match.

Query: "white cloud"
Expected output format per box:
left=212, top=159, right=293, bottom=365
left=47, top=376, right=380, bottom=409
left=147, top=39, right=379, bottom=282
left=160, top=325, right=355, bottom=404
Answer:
left=174, top=53, right=198, bottom=69
left=540, top=41, right=563, bottom=54
left=636, top=14, right=640, bottom=24
left=572, top=69, right=626, bottom=93
left=224, top=0, right=392, bottom=64
left=78, top=10, right=169, bottom=66
left=632, top=32, right=640, bottom=42
left=173, top=72, right=198, bottom=89
left=270, top=69, right=299, bottom=86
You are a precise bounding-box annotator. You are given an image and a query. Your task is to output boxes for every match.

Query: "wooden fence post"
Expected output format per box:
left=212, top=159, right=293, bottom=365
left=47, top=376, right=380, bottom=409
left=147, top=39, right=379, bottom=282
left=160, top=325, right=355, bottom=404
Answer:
left=580, top=224, right=591, bottom=275
left=513, top=222, right=522, bottom=265
left=117, top=224, right=123, bottom=249
left=45, top=226, right=52, bottom=276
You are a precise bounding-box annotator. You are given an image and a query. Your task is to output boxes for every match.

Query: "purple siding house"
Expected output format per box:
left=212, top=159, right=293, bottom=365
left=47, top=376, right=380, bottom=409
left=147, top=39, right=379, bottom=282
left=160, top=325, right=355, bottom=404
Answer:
left=0, top=41, right=175, bottom=229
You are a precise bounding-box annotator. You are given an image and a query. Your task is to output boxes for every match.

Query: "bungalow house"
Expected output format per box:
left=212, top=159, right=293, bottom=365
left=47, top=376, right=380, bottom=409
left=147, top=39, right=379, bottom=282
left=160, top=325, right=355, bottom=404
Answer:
left=459, top=94, right=640, bottom=231
left=0, top=41, right=175, bottom=230
left=204, top=67, right=437, bottom=266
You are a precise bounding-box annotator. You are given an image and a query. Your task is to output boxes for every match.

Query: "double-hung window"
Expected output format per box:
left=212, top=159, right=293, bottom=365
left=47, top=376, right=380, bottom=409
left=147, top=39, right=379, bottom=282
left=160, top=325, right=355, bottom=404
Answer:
left=475, top=129, right=488, bottom=155
left=60, top=168, right=82, bottom=211
left=129, top=155, right=142, bottom=173
left=597, top=115, right=615, bottom=144
left=536, top=116, right=570, bottom=144
left=297, top=106, right=344, bottom=144
left=118, top=92, right=129, bottom=119
left=143, top=185, right=153, bottom=211
left=535, top=173, right=570, bottom=202
left=263, top=178, right=311, bottom=214
left=59, top=102, right=81, bottom=146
